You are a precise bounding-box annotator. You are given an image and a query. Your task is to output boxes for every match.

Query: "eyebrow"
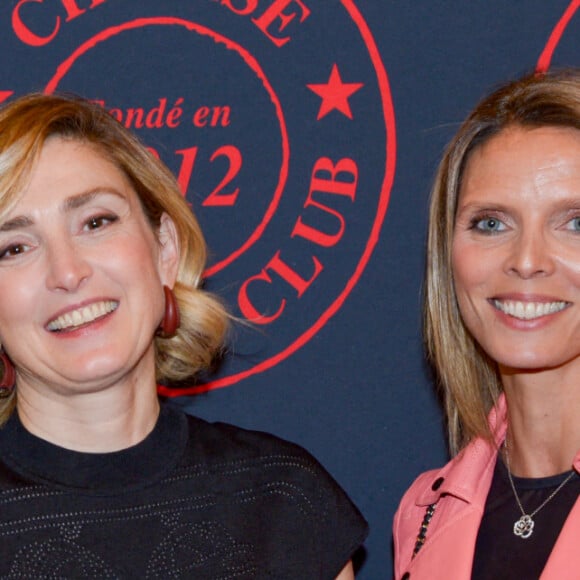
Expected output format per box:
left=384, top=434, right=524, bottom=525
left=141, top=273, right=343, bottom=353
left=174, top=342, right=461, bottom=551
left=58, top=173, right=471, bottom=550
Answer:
left=0, top=188, right=127, bottom=232
left=0, top=215, right=32, bottom=232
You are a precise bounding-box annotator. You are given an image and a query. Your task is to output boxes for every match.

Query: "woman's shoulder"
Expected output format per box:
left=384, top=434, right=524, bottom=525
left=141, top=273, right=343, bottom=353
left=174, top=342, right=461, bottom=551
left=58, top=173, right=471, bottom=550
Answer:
left=173, top=407, right=357, bottom=502
left=182, top=410, right=320, bottom=465
left=175, top=408, right=369, bottom=564
left=166, top=407, right=368, bottom=577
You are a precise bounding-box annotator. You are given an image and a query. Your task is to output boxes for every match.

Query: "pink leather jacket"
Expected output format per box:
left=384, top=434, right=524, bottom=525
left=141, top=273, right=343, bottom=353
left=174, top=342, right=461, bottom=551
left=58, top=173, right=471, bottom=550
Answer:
left=393, top=396, right=580, bottom=579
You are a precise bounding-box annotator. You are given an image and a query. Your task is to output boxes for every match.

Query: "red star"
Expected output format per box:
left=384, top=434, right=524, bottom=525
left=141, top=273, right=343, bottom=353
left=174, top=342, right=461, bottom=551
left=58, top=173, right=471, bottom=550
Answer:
left=307, top=65, right=363, bottom=120
left=0, top=91, right=13, bottom=104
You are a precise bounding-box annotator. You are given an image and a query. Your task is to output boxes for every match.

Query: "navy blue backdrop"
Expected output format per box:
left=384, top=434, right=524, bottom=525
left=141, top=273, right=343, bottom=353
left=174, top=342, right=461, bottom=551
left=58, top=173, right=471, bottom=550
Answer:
left=2, top=0, right=579, bottom=576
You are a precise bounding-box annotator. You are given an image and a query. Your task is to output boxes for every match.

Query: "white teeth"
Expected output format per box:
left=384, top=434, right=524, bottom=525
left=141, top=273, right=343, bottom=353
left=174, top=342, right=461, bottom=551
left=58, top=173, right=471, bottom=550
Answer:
left=47, top=301, right=118, bottom=331
left=493, top=300, right=568, bottom=320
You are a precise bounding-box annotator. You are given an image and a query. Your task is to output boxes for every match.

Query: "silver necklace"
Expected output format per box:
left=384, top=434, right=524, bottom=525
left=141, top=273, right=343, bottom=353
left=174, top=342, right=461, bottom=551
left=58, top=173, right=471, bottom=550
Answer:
left=503, top=439, right=576, bottom=539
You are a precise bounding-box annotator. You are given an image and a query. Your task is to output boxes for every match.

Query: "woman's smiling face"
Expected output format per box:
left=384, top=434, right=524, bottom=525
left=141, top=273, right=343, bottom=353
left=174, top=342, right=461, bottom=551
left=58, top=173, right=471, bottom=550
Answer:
left=0, top=137, right=178, bottom=396
left=452, top=125, right=580, bottom=372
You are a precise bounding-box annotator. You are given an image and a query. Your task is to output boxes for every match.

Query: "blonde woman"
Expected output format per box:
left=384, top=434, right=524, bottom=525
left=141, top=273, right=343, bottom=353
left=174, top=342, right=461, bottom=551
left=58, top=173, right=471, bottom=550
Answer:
left=0, top=93, right=367, bottom=578
left=394, top=69, right=580, bottom=579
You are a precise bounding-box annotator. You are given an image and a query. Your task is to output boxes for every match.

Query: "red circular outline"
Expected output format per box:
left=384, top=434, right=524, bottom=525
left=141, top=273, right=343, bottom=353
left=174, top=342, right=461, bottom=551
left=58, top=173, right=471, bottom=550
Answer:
left=537, top=0, right=580, bottom=71
left=159, top=0, right=397, bottom=396
left=45, top=17, right=289, bottom=279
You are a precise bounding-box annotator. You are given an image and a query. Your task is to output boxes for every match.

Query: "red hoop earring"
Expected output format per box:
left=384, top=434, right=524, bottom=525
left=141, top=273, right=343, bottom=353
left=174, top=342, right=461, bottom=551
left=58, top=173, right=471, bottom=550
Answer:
left=0, top=349, right=15, bottom=396
left=157, top=285, right=180, bottom=338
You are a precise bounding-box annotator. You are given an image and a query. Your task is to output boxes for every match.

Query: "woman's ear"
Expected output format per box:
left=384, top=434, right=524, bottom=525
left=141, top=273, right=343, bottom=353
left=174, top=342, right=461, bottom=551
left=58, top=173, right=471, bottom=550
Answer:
left=157, top=213, right=180, bottom=286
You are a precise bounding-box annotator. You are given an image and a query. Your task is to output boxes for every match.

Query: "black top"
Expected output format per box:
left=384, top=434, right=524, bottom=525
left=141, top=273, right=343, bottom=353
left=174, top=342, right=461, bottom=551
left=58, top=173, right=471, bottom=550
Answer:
left=472, top=456, right=580, bottom=579
left=0, top=404, right=368, bottom=579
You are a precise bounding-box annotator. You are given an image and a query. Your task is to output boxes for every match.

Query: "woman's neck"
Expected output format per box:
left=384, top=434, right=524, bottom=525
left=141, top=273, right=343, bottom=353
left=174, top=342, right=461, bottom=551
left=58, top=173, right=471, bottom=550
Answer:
left=14, top=378, right=160, bottom=453
left=501, top=362, right=580, bottom=478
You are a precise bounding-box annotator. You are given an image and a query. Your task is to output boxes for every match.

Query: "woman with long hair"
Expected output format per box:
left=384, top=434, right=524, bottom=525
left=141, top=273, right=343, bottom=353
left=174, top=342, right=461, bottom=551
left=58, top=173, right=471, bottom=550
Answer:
left=394, top=69, right=580, bottom=579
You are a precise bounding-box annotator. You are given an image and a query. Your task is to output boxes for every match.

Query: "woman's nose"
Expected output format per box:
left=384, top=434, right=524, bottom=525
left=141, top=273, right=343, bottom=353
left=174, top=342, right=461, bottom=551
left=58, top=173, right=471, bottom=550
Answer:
left=505, top=230, right=554, bottom=279
left=45, top=239, right=92, bottom=291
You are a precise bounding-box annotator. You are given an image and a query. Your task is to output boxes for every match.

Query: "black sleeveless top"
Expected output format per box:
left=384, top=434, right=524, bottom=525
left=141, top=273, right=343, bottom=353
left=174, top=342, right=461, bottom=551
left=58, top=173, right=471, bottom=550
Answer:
left=0, top=404, right=368, bottom=578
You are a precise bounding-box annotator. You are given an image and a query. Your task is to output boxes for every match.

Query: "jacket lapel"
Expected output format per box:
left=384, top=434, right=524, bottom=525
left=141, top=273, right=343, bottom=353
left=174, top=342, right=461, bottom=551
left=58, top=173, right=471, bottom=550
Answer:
left=405, top=506, right=482, bottom=579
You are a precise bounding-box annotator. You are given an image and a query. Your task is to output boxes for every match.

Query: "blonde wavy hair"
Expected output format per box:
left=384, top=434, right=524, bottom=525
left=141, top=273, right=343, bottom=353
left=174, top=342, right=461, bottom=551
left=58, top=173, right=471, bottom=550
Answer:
left=0, top=93, right=228, bottom=424
left=426, top=69, right=580, bottom=455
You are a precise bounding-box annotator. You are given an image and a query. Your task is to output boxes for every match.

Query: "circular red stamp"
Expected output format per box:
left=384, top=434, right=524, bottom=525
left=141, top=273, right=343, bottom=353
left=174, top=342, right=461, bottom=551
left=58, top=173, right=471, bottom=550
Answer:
left=5, top=1, right=396, bottom=394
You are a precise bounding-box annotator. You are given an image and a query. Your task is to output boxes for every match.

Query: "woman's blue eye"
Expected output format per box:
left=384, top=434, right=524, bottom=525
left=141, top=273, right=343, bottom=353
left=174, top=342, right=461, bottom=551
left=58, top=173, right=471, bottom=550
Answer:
left=473, top=217, right=504, bottom=232
left=567, top=217, right=580, bottom=231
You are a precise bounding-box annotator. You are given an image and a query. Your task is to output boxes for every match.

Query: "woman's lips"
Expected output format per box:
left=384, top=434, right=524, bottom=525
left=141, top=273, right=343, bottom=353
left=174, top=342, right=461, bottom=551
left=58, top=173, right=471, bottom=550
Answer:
left=46, top=300, right=119, bottom=332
